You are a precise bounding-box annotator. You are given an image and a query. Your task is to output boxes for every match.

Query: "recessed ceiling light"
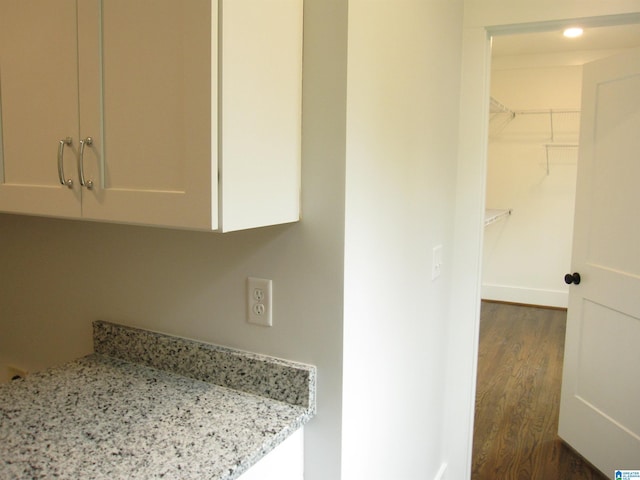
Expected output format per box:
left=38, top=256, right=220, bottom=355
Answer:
left=563, top=27, right=584, bottom=38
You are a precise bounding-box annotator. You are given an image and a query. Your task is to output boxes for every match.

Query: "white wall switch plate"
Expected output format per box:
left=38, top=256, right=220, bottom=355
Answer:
left=432, top=245, right=443, bottom=280
left=247, top=277, right=273, bottom=326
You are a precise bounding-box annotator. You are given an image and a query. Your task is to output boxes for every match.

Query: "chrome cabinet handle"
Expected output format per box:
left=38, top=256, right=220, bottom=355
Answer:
left=78, top=136, right=94, bottom=189
left=57, top=137, right=74, bottom=188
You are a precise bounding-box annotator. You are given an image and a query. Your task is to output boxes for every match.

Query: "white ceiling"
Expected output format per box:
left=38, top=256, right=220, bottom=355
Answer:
left=492, top=23, right=640, bottom=58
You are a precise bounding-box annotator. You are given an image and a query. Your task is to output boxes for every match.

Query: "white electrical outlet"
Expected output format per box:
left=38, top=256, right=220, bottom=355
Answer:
left=432, top=245, right=443, bottom=280
left=247, top=277, right=272, bottom=326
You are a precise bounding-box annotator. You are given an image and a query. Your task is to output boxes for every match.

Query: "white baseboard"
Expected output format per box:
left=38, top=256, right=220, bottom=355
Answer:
left=434, top=462, right=448, bottom=480
left=481, top=283, right=568, bottom=308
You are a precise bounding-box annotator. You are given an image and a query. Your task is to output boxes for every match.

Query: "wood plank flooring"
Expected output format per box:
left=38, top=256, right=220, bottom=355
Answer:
left=472, top=301, right=609, bottom=480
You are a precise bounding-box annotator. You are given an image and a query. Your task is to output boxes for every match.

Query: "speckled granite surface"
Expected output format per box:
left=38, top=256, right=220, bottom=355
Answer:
left=94, top=320, right=316, bottom=410
left=0, top=322, right=316, bottom=479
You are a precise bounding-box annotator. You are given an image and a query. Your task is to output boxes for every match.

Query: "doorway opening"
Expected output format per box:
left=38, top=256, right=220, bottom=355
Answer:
left=471, top=23, right=640, bottom=479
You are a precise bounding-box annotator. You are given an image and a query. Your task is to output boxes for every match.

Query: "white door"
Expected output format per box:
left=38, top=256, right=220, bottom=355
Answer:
left=558, top=47, right=640, bottom=475
left=0, top=0, right=82, bottom=218
left=76, top=0, right=215, bottom=230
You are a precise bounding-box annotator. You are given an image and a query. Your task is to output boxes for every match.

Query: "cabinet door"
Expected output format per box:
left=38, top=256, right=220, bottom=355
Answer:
left=238, top=428, right=303, bottom=480
left=0, top=0, right=81, bottom=218
left=77, top=0, right=215, bottom=230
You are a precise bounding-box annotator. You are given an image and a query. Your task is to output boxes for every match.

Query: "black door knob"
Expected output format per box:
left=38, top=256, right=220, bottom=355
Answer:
left=564, top=272, right=581, bottom=285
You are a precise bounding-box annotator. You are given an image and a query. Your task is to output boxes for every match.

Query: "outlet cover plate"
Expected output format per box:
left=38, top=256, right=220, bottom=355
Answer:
left=247, top=277, right=272, bottom=326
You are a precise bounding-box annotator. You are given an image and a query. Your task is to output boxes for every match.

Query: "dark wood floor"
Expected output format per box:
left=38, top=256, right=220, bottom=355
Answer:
left=472, top=301, right=609, bottom=480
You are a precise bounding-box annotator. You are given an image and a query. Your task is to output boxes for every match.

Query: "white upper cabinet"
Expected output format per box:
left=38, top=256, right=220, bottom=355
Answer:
left=0, top=0, right=302, bottom=232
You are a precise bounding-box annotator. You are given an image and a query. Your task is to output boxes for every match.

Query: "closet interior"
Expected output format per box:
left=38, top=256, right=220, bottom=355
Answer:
left=482, top=60, right=582, bottom=308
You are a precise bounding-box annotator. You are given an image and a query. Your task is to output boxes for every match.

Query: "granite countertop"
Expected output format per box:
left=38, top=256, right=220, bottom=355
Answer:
left=0, top=321, right=316, bottom=480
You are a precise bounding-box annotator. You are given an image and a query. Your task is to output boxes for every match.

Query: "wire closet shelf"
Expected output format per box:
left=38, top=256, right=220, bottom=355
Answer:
left=489, top=96, right=580, bottom=174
